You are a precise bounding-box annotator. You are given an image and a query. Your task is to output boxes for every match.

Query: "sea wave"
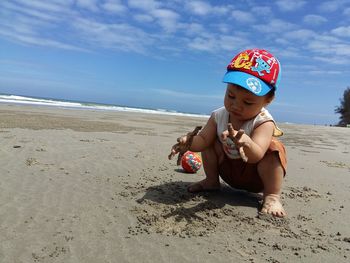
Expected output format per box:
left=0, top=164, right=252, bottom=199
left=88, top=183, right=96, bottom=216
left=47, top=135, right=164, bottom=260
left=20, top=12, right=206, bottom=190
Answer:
left=0, top=94, right=209, bottom=118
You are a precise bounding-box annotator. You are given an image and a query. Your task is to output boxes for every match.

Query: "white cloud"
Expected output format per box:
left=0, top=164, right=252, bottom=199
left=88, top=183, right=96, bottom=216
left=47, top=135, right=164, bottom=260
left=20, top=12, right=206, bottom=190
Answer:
left=318, top=0, right=343, bottom=12
left=0, top=2, right=83, bottom=51
left=231, top=10, right=255, bottom=23
left=344, top=7, right=350, bottom=15
left=11, top=0, right=70, bottom=13
left=2, top=0, right=349, bottom=67
left=128, top=0, right=181, bottom=32
left=285, top=63, right=345, bottom=75
left=309, top=70, right=342, bottom=75
left=101, top=0, right=127, bottom=14
left=278, top=27, right=350, bottom=65
left=185, top=1, right=229, bottom=16
left=275, top=47, right=306, bottom=59
left=187, top=37, right=215, bottom=52
left=185, top=1, right=211, bottom=15
left=313, top=55, right=348, bottom=65
left=317, top=0, right=350, bottom=13
left=308, top=34, right=350, bottom=64
left=187, top=32, right=250, bottom=53
left=251, top=6, right=272, bottom=17
left=253, top=19, right=296, bottom=33
left=214, top=23, right=230, bottom=34
left=72, top=18, right=155, bottom=53
left=331, top=44, right=350, bottom=56
left=76, top=0, right=99, bottom=12
left=275, top=0, right=306, bottom=11
left=0, top=27, right=87, bottom=51
left=283, top=29, right=317, bottom=42
left=218, top=35, right=251, bottom=51
left=303, top=14, right=328, bottom=26
left=182, top=23, right=206, bottom=36
left=308, top=35, right=340, bottom=47
left=210, top=5, right=229, bottom=15
left=133, top=14, right=154, bottom=23
left=331, top=26, right=350, bottom=37
left=0, top=16, right=42, bottom=36
left=150, top=8, right=180, bottom=32
left=2, top=1, right=61, bottom=22
left=127, top=0, right=160, bottom=11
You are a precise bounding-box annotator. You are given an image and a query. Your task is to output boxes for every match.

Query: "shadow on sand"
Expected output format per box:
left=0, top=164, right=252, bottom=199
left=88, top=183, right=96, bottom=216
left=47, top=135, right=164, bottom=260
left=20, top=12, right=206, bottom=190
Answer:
left=137, top=180, right=262, bottom=217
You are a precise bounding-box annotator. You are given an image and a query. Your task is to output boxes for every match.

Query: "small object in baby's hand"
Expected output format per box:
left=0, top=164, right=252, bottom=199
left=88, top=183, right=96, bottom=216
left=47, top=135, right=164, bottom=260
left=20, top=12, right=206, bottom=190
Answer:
left=168, top=126, right=202, bottom=164
left=181, top=151, right=202, bottom=173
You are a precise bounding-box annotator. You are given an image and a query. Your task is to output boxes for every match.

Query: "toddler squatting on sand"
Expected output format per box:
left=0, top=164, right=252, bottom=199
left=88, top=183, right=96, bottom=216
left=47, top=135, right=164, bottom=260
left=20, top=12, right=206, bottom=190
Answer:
left=170, top=49, right=287, bottom=217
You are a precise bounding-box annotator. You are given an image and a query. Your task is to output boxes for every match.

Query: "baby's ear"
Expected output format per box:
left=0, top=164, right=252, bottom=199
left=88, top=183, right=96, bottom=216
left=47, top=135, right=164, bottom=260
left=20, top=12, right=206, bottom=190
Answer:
left=265, top=95, right=275, bottom=106
left=264, top=96, right=275, bottom=107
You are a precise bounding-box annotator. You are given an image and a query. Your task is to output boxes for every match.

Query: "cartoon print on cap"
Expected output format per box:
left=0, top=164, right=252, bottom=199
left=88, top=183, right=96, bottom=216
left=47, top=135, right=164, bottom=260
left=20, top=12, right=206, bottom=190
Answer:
left=232, top=52, right=252, bottom=69
left=246, top=77, right=262, bottom=94
left=227, top=49, right=279, bottom=82
left=251, top=57, right=271, bottom=76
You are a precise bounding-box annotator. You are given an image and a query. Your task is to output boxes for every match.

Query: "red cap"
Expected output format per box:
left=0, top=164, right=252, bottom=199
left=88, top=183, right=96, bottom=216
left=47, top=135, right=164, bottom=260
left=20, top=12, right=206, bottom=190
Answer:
left=223, top=49, right=281, bottom=96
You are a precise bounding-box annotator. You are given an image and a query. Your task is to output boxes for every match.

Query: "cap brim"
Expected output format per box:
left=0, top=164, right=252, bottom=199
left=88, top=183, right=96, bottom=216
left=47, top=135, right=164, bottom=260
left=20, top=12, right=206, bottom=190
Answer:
left=223, top=71, right=271, bottom=96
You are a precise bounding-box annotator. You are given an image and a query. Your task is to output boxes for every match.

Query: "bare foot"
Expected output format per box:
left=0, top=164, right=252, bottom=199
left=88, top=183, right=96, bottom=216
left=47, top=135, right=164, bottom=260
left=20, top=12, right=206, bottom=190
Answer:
left=260, top=194, right=286, bottom=217
left=187, top=179, right=220, bottom=193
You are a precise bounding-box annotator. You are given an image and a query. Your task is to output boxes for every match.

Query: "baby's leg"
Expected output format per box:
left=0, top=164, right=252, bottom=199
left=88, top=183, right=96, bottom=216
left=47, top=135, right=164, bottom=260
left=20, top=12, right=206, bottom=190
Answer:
left=257, top=152, right=286, bottom=217
left=187, top=139, right=223, bottom=193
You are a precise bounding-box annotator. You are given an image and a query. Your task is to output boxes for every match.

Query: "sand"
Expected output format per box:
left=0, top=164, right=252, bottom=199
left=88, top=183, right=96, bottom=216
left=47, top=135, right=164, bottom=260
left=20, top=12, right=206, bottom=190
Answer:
left=0, top=103, right=349, bottom=263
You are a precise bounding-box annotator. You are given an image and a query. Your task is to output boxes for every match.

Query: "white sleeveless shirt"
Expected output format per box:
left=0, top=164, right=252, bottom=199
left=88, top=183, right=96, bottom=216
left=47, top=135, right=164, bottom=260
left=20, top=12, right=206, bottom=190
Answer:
left=213, top=107, right=283, bottom=159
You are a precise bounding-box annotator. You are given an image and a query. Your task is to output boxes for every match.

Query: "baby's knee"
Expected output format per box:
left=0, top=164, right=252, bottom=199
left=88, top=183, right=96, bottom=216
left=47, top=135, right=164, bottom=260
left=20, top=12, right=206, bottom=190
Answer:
left=202, top=139, right=225, bottom=163
left=258, top=152, right=282, bottom=172
left=214, top=139, right=225, bottom=163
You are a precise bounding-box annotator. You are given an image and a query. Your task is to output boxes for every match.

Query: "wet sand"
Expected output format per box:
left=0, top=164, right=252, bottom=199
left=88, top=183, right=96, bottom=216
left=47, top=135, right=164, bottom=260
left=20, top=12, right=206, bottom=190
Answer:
left=0, top=104, right=349, bottom=262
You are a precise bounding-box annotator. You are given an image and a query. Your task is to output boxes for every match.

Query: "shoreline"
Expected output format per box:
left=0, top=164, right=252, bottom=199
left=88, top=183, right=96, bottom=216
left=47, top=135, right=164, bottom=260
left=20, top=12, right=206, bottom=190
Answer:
left=0, top=101, right=344, bottom=128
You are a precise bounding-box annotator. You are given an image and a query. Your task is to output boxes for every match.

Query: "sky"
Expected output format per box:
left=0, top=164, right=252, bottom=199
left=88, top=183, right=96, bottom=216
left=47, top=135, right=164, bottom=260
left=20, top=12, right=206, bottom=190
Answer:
left=1, top=0, right=350, bottom=125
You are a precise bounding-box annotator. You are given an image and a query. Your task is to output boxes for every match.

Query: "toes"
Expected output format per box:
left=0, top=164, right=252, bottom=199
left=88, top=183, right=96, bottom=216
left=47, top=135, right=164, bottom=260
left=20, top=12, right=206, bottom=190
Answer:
left=271, top=208, right=286, bottom=217
left=273, top=211, right=282, bottom=217
left=260, top=205, right=269, bottom=214
left=187, top=183, right=203, bottom=193
left=260, top=194, right=286, bottom=217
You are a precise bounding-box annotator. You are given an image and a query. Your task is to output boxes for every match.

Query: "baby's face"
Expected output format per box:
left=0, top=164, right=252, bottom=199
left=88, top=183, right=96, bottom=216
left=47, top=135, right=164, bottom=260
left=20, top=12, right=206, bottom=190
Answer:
left=224, top=84, right=272, bottom=121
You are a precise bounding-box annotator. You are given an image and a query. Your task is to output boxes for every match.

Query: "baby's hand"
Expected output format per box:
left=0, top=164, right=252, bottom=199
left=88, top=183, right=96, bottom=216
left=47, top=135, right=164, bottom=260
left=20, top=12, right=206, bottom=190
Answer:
left=169, top=135, right=188, bottom=159
left=168, top=126, right=202, bottom=165
left=222, top=124, right=249, bottom=162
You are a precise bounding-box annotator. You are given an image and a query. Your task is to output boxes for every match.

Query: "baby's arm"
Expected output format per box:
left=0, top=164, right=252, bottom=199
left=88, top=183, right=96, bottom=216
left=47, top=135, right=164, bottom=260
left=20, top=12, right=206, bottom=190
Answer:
left=172, top=114, right=216, bottom=154
left=189, top=115, right=217, bottom=152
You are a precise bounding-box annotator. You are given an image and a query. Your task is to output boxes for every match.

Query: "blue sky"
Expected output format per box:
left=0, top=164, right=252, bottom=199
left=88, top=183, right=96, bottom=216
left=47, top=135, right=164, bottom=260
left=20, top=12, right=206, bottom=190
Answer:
left=1, top=0, right=350, bottom=125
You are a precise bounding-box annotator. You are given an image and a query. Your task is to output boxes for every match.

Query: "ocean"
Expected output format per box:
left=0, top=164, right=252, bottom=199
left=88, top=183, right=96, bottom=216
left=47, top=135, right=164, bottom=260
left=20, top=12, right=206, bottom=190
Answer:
left=0, top=94, right=209, bottom=118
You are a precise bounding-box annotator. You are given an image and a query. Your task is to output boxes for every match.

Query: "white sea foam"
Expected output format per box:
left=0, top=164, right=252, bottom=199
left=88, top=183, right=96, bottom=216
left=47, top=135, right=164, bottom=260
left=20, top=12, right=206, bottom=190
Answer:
left=0, top=94, right=209, bottom=118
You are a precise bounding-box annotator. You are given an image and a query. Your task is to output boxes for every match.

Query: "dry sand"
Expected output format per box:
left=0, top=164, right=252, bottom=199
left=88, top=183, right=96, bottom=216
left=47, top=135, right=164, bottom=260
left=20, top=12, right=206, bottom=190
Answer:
left=0, top=104, right=349, bottom=263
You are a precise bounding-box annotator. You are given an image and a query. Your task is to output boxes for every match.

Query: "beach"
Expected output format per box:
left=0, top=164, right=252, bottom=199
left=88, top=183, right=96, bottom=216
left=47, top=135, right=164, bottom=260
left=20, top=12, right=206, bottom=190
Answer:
left=0, top=103, right=349, bottom=263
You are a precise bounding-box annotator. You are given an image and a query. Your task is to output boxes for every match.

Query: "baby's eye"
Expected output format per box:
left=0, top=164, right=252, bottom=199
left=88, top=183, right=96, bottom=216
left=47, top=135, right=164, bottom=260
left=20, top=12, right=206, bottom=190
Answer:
left=244, top=101, right=254, bottom=105
left=228, top=94, right=235, bottom=99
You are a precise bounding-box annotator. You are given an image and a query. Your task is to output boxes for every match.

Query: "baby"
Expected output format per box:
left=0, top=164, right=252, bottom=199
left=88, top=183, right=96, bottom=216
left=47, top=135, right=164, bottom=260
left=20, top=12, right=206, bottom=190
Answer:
left=170, top=49, right=287, bottom=217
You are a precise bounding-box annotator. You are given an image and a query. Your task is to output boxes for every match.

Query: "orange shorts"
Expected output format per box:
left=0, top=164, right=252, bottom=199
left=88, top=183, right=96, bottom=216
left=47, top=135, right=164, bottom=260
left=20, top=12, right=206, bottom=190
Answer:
left=218, top=138, right=287, bottom=193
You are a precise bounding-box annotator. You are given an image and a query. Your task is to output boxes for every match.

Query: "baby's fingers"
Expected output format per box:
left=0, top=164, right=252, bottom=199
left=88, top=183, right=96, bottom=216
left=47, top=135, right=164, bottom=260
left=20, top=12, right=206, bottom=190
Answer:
left=235, top=129, right=244, bottom=140
left=238, top=147, right=248, bottom=162
left=177, top=135, right=187, bottom=144
left=168, top=143, right=180, bottom=160
left=221, top=130, right=229, bottom=141
left=227, top=123, right=235, bottom=140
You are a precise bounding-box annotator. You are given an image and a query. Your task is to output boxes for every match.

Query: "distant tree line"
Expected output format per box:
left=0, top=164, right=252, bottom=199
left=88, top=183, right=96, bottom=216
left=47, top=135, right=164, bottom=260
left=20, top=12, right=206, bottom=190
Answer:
left=335, top=87, right=350, bottom=127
